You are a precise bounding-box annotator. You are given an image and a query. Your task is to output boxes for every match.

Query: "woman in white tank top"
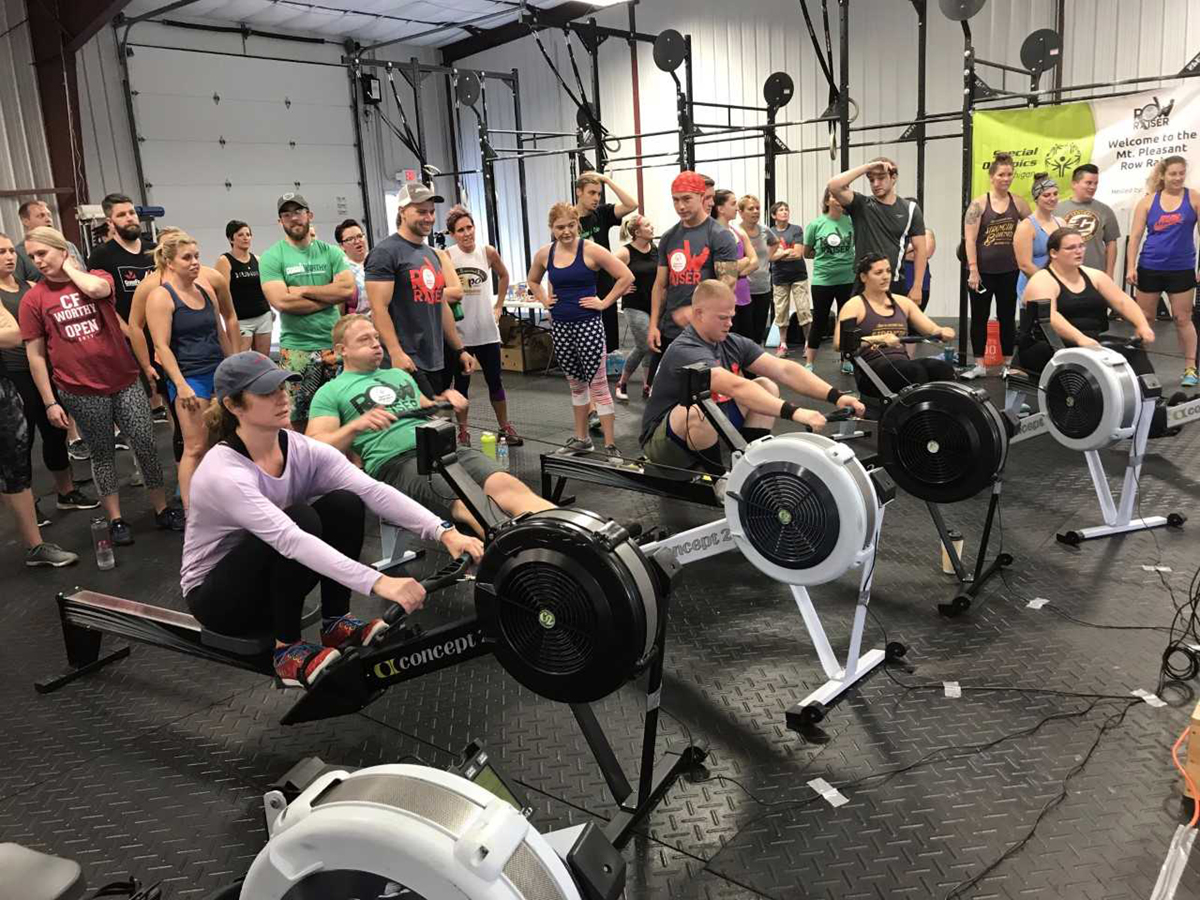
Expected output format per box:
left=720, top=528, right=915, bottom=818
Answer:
left=445, top=206, right=523, bottom=447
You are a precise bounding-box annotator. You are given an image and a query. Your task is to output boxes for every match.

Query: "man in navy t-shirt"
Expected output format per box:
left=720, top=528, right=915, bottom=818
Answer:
left=641, top=280, right=864, bottom=474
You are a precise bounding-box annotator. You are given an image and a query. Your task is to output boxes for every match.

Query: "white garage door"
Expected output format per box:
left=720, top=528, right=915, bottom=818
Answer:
left=127, top=46, right=363, bottom=263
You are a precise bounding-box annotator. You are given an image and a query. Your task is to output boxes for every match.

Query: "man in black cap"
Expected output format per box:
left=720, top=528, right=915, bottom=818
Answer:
left=365, top=183, right=475, bottom=402
left=259, top=192, right=356, bottom=431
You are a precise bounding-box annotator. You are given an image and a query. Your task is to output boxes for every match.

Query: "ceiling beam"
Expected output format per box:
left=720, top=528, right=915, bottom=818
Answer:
left=440, top=1, right=595, bottom=65
left=61, top=0, right=141, bottom=55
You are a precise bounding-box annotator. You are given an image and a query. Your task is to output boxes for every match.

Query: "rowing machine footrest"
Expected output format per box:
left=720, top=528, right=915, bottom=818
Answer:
left=200, top=599, right=322, bottom=655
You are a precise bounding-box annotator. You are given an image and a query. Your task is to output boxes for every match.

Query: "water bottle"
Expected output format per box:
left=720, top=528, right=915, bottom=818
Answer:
left=497, top=435, right=509, bottom=471
left=480, top=431, right=497, bottom=460
left=91, top=516, right=115, bottom=570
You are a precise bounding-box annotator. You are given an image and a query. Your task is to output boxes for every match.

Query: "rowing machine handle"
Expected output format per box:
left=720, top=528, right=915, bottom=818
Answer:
left=391, top=400, right=454, bottom=421
left=382, top=553, right=473, bottom=625
left=825, top=407, right=856, bottom=422
left=897, top=334, right=944, bottom=344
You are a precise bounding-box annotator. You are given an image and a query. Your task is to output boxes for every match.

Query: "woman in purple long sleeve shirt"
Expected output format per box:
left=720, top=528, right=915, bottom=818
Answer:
left=181, top=351, right=482, bottom=688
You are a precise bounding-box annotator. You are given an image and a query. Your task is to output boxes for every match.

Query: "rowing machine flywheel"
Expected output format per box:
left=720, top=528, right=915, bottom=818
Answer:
left=878, top=381, right=1011, bottom=504
left=474, top=509, right=660, bottom=704
left=1038, top=346, right=1140, bottom=452
left=723, top=433, right=881, bottom=586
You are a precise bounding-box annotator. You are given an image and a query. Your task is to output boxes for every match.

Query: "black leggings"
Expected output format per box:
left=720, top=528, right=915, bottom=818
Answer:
left=6, top=368, right=70, bottom=474
left=453, top=342, right=506, bottom=402
left=1014, top=335, right=1154, bottom=379
left=970, top=270, right=1020, bottom=357
left=186, top=490, right=365, bottom=643
left=856, top=353, right=957, bottom=397
left=808, top=283, right=855, bottom=349
left=733, top=292, right=773, bottom=343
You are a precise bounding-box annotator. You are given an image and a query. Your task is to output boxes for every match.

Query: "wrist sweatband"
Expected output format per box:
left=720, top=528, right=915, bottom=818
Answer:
left=826, top=387, right=843, bottom=404
left=779, top=401, right=798, bottom=421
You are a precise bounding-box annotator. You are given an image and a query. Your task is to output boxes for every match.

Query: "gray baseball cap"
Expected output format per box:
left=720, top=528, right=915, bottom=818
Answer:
left=214, top=351, right=300, bottom=401
left=277, top=191, right=310, bottom=214
left=397, top=183, right=444, bottom=208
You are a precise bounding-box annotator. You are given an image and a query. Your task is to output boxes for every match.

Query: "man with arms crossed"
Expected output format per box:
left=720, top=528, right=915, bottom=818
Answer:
left=259, top=192, right=356, bottom=431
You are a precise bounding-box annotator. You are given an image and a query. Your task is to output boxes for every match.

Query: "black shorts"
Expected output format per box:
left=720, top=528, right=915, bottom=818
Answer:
left=1136, top=267, right=1198, bottom=295
left=375, top=447, right=501, bottom=520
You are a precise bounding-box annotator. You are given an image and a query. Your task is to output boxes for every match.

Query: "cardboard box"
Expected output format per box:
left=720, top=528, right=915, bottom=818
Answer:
left=500, top=327, right=554, bottom=372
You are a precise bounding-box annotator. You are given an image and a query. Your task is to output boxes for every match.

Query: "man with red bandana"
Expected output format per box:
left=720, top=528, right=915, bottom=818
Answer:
left=366, top=183, right=474, bottom=402
left=647, top=171, right=739, bottom=384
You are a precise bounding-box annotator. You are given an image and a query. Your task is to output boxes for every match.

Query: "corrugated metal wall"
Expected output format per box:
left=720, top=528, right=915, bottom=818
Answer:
left=74, top=19, right=450, bottom=245
left=0, top=0, right=54, bottom=238
left=456, top=0, right=1199, bottom=315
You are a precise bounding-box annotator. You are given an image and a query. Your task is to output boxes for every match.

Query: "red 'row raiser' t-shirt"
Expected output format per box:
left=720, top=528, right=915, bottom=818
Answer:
left=19, top=270, right=139, bottom=396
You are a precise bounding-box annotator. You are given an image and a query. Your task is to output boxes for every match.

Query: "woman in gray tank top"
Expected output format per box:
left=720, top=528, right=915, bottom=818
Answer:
left=835, top=253, right=956, bottom=396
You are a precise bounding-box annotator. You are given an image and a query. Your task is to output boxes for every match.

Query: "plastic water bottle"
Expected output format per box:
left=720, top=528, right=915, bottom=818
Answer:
left=497, top=435, right=509, bottom=470
left=480, top=431, right=497, bottom=460
left=91, top=516, right=115, bottom=570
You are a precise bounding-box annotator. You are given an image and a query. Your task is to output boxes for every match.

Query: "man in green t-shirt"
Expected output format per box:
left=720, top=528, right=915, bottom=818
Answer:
left=259, top=192, right=355, bottom=429
left=307, top=314, right=554, bottom=537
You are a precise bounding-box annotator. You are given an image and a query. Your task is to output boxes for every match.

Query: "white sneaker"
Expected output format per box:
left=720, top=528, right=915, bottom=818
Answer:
left=960, top=363, right=987, bottom=380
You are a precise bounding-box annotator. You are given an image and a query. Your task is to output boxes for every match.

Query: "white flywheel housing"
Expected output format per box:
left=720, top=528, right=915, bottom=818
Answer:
left=723, top=432, right=879, bottom=586
left=1038, top=346, right=1142, bottom=452
left=241, top=764, right=580, bottom=900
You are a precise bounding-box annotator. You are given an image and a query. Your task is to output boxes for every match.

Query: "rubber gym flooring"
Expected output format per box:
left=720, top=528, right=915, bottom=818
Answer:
left=2, top=321, right=1200, bottom=900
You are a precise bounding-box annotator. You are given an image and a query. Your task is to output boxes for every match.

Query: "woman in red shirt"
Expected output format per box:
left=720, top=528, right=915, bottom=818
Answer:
left=20, top=227, right=183, bottom=546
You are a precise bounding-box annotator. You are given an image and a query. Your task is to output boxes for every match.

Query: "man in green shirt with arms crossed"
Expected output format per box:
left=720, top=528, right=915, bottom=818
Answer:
left=307, top=314, right=554, bottom=538
left=260, top=192, right=356, bottom=430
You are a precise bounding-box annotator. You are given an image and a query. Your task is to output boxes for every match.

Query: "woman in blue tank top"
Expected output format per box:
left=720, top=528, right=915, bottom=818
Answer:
left=526, top=202, right=633, bottom=457
left=146, top=231, right=230, bottom=511
left=1014, top=174, right=1066, bottom=302
left=1127, top=155, right=1200, bottom=386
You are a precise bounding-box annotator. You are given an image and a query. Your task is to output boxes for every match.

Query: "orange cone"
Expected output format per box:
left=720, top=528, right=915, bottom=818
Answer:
left=982, top=318, right=1003, bottom=368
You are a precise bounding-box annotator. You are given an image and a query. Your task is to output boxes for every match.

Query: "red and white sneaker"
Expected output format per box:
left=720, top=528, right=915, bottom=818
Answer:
left=500, top=422, right=524, bottom=447
left=273, top=641, right=341, bottom=688
left=457, top=427, right=472, bottom=447
left=321, top=613, right=389, bottom=650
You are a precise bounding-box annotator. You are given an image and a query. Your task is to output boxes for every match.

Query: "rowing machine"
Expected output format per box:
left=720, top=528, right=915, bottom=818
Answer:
left=634, top=364, right=900, bottom=730
left=848, top=333, right=1018, bottom=617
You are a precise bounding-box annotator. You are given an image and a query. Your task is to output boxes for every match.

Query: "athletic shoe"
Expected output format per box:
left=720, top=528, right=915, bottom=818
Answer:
left=557, top=436, right=595, bottom=455
left=960, top=363, right=987, bottom=380
left=56, top=489, right=99, bottom=511
left=1182, top=367, right=1199, bottom=388
left=588, top=410, right=602, bottom=434
left=322, top=613, right=389, bottom=650
left=500, top=422, right=524, bottom=447
left=775, top=343, right=788, bottom=357
left=67, top=439, right=90, bottom=461
left=840, top=360, right=855, bottom=375
left=114, top=433, right=131, bottom=451
left=151, top=406, right=169, bottom=424
left=604, top=444, right=621, bottom=459
left=156, top=507, right=186, bottom=532
left=802, top=362, right=815, bottom=372
left=273, top=641, right=341, bottom=688
left=34, top=499, right=51, bottom=528
left=109, top=518, right=134, bottom=546
left=457, top=427, right=471, bottom=447
left=615, top=383, right=629, bottom=402
left=25, top=542, right=78, bottom=568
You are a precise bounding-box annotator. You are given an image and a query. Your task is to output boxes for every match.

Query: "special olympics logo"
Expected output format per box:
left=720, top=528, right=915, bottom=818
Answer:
left=669, top=250, right=688, bottom=273
left=367, top=385, right=397, bottom=406
left=422, top=268, right=437, bottom=289
left=1045, top=143, right=1082, bottom=177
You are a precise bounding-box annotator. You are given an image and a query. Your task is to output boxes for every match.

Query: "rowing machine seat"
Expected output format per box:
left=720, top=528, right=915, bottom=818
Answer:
left=200, top=600, right=322, bottom=655
left=0, top=844, right=85, bottom=900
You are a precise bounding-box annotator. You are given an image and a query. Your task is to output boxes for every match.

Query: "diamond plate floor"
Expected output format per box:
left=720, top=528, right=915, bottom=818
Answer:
left=3, top=321, right=1200, bottom=899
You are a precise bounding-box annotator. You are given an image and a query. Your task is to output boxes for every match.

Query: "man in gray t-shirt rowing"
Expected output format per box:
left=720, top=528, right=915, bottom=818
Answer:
left=828, top=157, right=927, bottom=302
left=640, top=280, right=864, bottom=475
left=1056, top=163, right=1121, bottom=277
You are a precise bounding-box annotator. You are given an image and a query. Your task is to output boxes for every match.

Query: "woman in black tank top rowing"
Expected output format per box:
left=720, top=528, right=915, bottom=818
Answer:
left=214, top=220, right=273, bottom=355
left=1015, top=227, right=1155, bottom=378
left=614, top=214, right=657, bottom=401
left=835, top=252, right=956, bottom=396
left=146, top=231, right=230, bottom=512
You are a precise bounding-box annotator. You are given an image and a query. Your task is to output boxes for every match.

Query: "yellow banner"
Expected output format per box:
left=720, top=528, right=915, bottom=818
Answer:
left=972, top=103, right=1097, bottom=201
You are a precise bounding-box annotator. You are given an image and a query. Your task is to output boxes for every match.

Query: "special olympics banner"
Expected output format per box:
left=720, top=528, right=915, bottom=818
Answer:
left=972, top=84, right=1200, bottom=224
